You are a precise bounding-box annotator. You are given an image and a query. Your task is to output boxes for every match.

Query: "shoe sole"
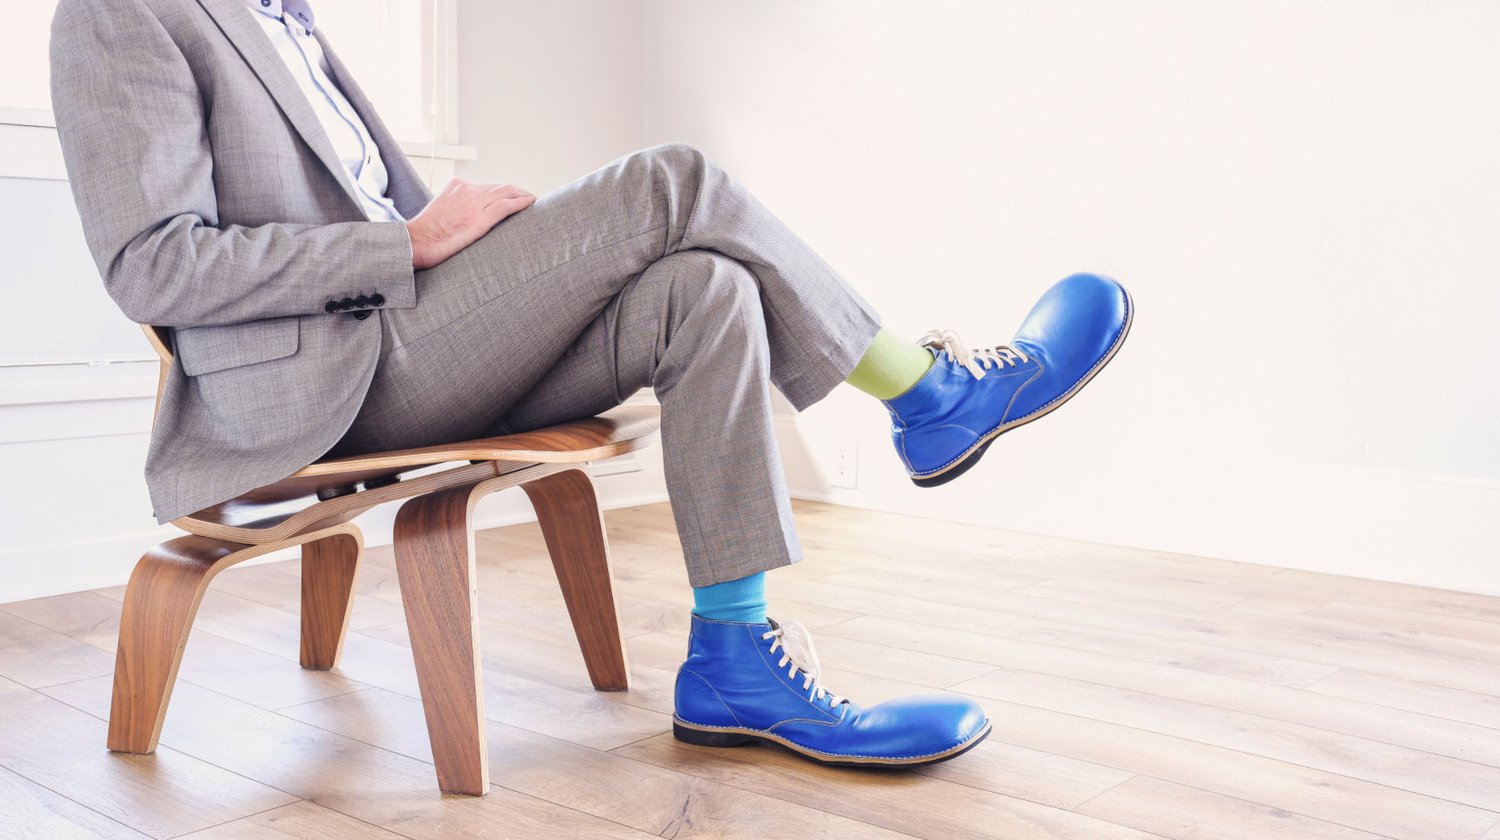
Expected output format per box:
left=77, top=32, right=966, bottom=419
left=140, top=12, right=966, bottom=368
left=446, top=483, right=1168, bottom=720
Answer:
left=910, top=283, right=1135, bottom=488
left=671, top=716, right=993, bottom=768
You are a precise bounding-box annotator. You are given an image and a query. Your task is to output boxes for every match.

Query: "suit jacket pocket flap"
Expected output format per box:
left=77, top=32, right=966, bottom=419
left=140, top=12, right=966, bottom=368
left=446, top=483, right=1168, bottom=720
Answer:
left=173, top=316, right=300, bottom=376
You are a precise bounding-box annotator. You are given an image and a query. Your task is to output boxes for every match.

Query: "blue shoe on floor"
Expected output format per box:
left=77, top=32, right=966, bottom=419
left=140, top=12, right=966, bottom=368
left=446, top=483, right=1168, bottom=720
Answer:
left=883, top=272, right=1133, bottom=487
left=673, top=613, right=990, bottom=766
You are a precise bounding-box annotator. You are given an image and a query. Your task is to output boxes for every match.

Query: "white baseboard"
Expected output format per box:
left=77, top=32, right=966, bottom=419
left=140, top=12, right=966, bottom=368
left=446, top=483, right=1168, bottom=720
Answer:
left=773, top=408, right=1500, bottom=598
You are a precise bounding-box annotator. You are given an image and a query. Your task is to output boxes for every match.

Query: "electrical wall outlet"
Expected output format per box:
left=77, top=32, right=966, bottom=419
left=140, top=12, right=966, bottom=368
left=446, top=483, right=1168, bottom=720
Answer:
left=830, top=438, right=858, bottom=489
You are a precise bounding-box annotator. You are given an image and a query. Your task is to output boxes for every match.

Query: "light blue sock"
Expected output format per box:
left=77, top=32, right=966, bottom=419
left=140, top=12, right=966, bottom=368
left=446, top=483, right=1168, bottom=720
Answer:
left=692, top=571, right=767, bottom=624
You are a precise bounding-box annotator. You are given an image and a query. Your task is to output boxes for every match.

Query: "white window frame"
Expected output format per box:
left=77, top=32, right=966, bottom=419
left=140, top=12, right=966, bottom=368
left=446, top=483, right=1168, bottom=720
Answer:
left=0, top=0, right=473, bottom=183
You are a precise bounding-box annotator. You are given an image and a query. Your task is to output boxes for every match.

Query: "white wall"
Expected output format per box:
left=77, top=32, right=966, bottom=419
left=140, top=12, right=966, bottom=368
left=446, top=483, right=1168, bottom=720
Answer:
left=454, top=0, right=645, bottom=191
left=641, top=0, right=1500, bottom=595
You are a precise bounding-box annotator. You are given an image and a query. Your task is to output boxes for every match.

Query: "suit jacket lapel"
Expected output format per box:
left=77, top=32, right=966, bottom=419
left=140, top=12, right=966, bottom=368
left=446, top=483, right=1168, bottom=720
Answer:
left=195, top=0, right=364, bottom=215
left=313, top=27, right=435, bottom=219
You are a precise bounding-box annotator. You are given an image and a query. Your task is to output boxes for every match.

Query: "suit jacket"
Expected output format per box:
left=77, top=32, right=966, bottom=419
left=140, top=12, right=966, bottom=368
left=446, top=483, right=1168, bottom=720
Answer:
left=50, top=0, right=434, bottom=524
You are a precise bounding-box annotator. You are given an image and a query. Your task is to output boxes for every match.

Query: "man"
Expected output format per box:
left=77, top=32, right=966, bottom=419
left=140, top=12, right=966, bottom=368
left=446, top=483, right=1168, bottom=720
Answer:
left=50, top=0, right=1131, bottom=769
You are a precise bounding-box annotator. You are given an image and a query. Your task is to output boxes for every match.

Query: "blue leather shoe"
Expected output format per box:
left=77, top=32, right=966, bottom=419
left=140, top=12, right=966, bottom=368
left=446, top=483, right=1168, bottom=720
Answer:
left=673, top=613, right=990, bottom=766
left=883, top=272, right=1133, bottom=486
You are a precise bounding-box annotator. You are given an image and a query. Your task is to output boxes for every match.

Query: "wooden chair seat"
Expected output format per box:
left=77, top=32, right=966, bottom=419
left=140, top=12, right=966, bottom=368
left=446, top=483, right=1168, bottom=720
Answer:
left=111, top=325, right=659, bottom=795
left=176, top=406, right=660, bottom=542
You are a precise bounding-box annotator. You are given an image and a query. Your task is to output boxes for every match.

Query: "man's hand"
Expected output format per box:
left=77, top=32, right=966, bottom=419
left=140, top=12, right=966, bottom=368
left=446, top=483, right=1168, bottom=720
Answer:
left=406, top=177, right=535, bottom=270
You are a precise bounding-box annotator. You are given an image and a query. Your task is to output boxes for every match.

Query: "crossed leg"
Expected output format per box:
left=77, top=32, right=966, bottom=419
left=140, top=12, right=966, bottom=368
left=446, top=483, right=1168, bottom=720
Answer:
left=325, top=142, right=883, bottom=586
left=492, top=249, right=808, bottom=586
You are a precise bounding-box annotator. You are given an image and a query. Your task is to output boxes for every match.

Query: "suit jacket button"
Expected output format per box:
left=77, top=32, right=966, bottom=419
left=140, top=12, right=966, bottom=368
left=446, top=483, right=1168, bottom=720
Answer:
left=354, top=294, right=370, bottom=307
left=370, top=292, right=385, bottom=307
left=352, top=310, right=373, bottom=320
left=339, top=297, right=354, bottom=309
left=324, top=300, right=338, bottom=313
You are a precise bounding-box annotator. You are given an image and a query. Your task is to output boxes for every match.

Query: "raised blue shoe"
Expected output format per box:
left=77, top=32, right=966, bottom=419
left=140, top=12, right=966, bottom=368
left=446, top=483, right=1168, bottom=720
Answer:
left=673, top=613, right=990, bottom=766
left=883, top=272, right=1133, bottom=487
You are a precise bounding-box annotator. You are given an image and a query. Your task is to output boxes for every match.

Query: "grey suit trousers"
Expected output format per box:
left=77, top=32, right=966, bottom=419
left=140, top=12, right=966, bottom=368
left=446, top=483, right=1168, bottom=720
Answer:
left=323, top=142, right=882, bottom=587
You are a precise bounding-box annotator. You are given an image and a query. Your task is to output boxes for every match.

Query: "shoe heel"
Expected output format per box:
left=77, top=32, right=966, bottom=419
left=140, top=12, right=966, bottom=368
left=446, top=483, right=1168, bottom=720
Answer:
left=673, top=721, right=757, bottom=748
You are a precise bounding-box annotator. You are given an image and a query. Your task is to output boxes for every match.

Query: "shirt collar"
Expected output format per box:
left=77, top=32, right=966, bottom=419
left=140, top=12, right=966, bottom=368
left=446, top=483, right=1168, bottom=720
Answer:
left=245, top=0, right=315, bottom=33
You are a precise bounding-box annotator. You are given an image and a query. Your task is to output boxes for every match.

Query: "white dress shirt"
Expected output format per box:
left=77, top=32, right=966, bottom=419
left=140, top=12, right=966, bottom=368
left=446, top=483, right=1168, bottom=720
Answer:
left=243, top=0, right=405, bottom=223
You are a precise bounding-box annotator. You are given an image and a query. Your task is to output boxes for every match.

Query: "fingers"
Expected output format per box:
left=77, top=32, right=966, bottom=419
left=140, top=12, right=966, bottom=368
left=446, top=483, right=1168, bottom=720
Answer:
left=441, top=178, right=532, bottom=201
left=433, top=177, right=533, bottom=230
left=484, top=194, right=535, bottom=223
left=481, top=183, right=533, bottom=201
left=480, top=184, right=535, bottom=214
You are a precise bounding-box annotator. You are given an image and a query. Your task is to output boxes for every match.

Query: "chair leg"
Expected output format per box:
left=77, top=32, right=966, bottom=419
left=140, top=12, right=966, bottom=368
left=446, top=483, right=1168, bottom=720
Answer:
left=108, top=535, right=251, bottom=753
left=108, top=523, right=362, bottom=754
left=392, top=485, right=489, bottom=796
left=300, top=531, right=362, bottom=670
left=521, top=468, right=630, bottom=691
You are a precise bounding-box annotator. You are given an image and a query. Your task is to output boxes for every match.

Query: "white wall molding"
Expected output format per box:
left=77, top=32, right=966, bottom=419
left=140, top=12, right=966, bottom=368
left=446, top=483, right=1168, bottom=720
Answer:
left=772, top=409, right=1500, bottom=598
left=0, top=359, right=158, bottom=411
left=0, top=122, right=66, bottom=181
left=0, top=108, right=477, bottom=182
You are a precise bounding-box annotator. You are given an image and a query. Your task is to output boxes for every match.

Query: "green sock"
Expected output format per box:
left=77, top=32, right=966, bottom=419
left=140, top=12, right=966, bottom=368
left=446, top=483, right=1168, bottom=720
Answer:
left=845, top=327, right=935, bottom=400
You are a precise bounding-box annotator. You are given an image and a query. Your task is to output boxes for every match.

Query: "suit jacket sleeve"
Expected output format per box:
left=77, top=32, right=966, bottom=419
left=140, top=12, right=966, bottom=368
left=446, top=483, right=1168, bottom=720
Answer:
left=49, top=0, right=420, bottom=328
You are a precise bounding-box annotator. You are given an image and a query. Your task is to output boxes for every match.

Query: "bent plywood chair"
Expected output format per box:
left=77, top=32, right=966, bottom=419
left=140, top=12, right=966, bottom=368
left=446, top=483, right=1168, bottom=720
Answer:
left=112, top=324, right=660, bottom=794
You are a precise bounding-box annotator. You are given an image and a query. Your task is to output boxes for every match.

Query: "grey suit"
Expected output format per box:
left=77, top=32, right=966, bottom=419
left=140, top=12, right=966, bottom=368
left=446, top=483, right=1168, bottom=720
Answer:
left=51, top=0, right=883, bottom=585
left=51, top=0, right=428, bottom=525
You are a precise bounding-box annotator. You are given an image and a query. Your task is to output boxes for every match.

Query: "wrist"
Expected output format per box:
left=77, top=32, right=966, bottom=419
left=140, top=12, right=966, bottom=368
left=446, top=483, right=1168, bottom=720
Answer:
left=400, top=220, right=417, bottom=269
left=404, top=219, right=432, bottom=270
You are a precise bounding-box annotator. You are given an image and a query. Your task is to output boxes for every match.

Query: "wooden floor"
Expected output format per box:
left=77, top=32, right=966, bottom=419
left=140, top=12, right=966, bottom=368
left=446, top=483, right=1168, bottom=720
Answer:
left=2, top=500, right=1499, bottom=840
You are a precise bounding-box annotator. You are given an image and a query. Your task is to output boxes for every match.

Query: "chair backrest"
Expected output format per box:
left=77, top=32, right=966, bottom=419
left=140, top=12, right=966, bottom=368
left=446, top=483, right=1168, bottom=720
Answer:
left=141, top=324, right=173, bottom=428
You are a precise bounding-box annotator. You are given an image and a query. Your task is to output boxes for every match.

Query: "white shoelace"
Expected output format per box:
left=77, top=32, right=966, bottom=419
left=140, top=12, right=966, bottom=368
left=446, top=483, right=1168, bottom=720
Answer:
left=762, top=619, right=848, bottom=708
left=918, top=327, right=1031, bottom=380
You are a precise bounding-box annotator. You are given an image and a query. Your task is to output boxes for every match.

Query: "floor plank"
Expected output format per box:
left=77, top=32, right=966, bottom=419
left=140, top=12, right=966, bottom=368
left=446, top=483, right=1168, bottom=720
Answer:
left=825, top=615, right=1500, bottom=766
left=614, top=733, right=1159, bottom=840
left=174, top=801, right=406, bottom=839
left=1305, top=599, right=1500, bottom=646
left=42, top=677, right=662, bottom=840
left=210, top=562, right=409, bottom=632
left=0, top=677, right=296, bottom=839
left=338, top=620, right=674, bottom=750
left=1267, top=566, right=1500, bottom=622
left=0, top=609, right=116, bottom=689
left=247, top=684, right=924, bottom=839
left=0, top=764, right=149, bottom=839
left=783, top=577, right=1340, bottom=688
left=1, top=590, right=123, bottom=650
left=5, top=588, right=369, bottom=712
left=983, top=698, right=1498, bottom=840
left=953, top=668, right=1500, bottom=811
left=800, top=568, right=1500, bottom=696
left=1073, top=775, right=1390, bottom=840
left=1303, top=668, right=1500, bottom=730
